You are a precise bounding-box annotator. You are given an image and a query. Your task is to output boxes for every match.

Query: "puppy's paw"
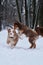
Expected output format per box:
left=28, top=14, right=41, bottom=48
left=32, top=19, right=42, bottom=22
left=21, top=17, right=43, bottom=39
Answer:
left=9, top=44, right=14, bottom=49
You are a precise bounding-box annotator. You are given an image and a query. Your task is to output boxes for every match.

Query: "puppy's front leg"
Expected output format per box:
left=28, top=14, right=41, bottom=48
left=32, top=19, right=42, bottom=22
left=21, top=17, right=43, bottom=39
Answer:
left=8, top=43, right=14, bottom=49
left=7, top=39, right=10, bottom=44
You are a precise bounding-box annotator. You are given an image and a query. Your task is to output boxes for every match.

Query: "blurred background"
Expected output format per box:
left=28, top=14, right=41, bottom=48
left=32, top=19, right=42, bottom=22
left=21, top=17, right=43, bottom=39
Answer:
left=0, top=0, right=43, bottom=31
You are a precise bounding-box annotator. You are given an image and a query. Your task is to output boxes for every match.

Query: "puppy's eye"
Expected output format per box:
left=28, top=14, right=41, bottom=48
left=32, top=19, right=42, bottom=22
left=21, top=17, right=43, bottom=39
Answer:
left=8, top=29, right=11, bottom=32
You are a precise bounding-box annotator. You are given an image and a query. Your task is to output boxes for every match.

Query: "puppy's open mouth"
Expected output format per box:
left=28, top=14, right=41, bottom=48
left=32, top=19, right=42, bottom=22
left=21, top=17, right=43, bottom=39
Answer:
left=9, top=37, right=14, bottom=38
left=9, top=35, right=14, bottom=38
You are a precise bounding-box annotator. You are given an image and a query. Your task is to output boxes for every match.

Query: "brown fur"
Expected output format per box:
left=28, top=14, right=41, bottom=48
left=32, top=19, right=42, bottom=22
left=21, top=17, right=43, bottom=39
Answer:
left=7, top=28, right=18, bottom=48
left=14, top=21, right=38, bottom=48
left=35, top=27, right=43, bottom=36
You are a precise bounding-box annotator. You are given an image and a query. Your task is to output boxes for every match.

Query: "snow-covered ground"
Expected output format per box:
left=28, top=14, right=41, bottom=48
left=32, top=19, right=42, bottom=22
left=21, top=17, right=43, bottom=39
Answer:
left=0, top=30, right=43, bottom=65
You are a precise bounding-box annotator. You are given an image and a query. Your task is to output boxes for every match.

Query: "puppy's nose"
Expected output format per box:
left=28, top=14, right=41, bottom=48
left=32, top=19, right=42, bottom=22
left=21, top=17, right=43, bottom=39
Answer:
left=10, top=33, right=12, bottom=35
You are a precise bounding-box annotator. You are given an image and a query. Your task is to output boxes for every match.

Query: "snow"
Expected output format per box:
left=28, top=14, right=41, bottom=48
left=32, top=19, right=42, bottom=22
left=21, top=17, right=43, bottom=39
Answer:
left=0, top=30, right=43, bottom=65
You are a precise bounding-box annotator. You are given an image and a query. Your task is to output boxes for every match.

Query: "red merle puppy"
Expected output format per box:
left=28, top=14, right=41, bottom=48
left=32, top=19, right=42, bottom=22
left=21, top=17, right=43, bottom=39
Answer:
left=14, top=21, right=38, bottom=49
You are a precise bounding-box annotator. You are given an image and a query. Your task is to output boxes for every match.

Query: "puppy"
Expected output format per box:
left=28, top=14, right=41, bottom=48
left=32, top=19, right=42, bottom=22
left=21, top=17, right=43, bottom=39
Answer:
left=7, top=27, right=19, bottom=48
left=14, top=21, right=39, bottom=48
left=35, top=27, right=43, bottom=36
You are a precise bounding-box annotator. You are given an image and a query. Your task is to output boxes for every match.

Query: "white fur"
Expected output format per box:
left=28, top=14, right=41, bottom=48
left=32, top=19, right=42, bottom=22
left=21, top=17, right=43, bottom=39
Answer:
left=8, top=29, right=14, bottom=37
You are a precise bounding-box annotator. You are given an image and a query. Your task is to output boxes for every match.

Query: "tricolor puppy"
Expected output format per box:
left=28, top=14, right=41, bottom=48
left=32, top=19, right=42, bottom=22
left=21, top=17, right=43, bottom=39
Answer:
left=7, top=27, right=19, bottom=48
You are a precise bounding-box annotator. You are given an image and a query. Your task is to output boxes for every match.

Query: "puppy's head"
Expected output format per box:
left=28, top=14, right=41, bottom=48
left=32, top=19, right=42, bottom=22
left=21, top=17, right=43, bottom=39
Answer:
left=14, top=22, right=20, bottom=29
left=7, top=27, right=14, bottom=38
left=14, top=21, right=24, bottom=34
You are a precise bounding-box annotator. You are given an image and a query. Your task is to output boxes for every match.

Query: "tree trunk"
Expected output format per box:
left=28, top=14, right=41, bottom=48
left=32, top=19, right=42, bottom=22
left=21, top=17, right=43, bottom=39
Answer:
left=34, top=1, right=40, bottom=29
left=32, top=0, right=36, bottom=29
left=16, top=0, right=22, bottom=22
left=0, top=0, right=2, bottom=31
left=25, top=0, right=29, bottom=26
left=21, top=0, right=23, bottom=13
left=38, top=0, right=43, bottom=27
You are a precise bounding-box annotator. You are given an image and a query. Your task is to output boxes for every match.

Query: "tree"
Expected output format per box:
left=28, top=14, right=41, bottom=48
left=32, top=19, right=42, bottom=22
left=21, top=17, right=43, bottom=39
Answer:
left=0, top=0, right=2, bottom=31
left=16, top=0, right=22, bottom=22
left=32, top=0, right=36, bottom=29
left=29, top=0, right=33, bottom=28
left=21, top=0, right=23, bottom=13
left=34, top=0, right=40, bottom=29
left=25, top=0, right=29, bottom=26
left=38, top=0, right=43, bottom=27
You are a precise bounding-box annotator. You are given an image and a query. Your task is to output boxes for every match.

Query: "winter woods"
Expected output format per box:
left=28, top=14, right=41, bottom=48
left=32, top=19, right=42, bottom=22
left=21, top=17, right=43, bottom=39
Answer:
left=0, top=0, right=43, bottom=30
